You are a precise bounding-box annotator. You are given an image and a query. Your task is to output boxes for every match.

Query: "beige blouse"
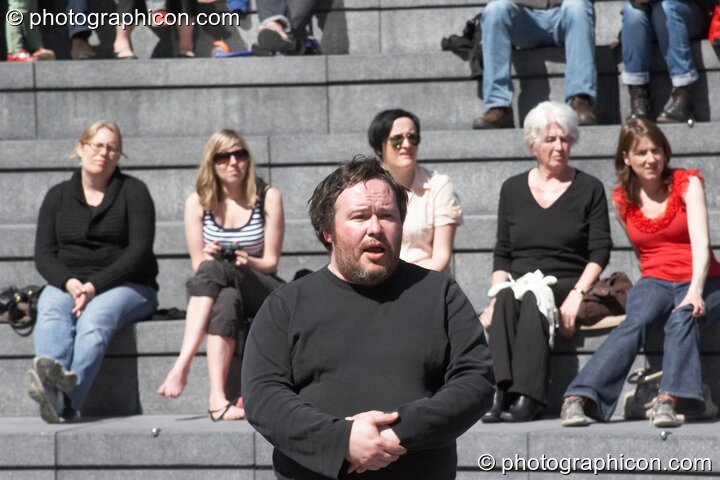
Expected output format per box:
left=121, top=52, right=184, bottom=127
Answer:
left=401, top=164, right=463, bottom=271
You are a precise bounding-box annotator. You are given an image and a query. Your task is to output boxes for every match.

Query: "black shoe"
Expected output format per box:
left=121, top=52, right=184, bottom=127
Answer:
left=627, top=84, right=651, bottom=120
left=569, top=95, right=597, bottom=126
left=481, top=389, right=506, bottom=423
left=657, top=86, right=691, bottom=124
left=499, top=395, right=544, bottom=422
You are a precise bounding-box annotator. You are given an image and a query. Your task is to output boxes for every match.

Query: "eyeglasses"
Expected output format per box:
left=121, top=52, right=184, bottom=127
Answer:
left=84, top=142, right=121, bottom=156
left=213, top=149, right=249, bottom=164
left=388, top=133, right=421, bottom=150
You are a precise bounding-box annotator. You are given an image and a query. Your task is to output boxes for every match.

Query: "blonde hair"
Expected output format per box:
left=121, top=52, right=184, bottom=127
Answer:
left=72, top=120, right=123, bottom=159
left=196, top=129, right=258, bottom=211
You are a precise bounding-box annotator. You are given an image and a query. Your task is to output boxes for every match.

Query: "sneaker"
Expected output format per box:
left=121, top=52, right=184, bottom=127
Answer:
left=25, top=369, right=63, bottom=423
left=32, top=48, right=55, bottom=61
left=561, top=396, right=589, bottom=427
left=7, top=50, right=36, bottom=62
left=34, top=356, right=77, bottom=393
left=650, top=395, right=682, bottom=428
left=472, top=107, right=514, bottom=129
left=569, top=95, right=597, bottom=126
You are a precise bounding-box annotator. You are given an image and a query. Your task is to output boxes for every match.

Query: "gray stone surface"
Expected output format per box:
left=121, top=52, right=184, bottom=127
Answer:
left=58, top=471, right=253, bottom=480
left=0, top=93, right=36, bottom=141
left=35, top=86, right=328, bottom=139
left=0, top=64, right=34, bottom=90
left=0, top=418, right=57, bottom=467
left=55, top=415, right=255, bottom=466
left=34, top=57, right=327, bottom=88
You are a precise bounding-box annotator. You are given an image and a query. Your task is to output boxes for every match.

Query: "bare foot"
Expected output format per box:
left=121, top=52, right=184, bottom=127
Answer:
left=157, top=367, right=188, bottom=398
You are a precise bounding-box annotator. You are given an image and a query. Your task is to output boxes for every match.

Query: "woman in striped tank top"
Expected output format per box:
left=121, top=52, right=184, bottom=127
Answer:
left=157, top=129, right=285, bottom=421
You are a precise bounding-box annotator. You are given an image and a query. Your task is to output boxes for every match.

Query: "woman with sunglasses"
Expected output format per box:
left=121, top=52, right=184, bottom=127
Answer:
left=479, top=101, right=612, bottom=422
left=157, top=129, right=284, bottom=421
left=28, top=120, right=159, bottom=423
left=368, top=109, right=463, bottom=273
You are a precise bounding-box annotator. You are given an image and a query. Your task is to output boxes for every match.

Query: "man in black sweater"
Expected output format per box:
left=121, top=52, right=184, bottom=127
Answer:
left=242, top=158, right=494, bottom=479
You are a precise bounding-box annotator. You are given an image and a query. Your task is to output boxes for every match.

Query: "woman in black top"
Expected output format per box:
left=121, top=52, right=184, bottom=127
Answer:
left=27, top=120, right=159, bottom=423
left=479, top=101, right=612, bottom=422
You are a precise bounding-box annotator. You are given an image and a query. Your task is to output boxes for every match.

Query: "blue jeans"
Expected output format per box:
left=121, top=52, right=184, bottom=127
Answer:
left=621, top=0, right=709, bottom=87
left=34, top=283, right=158, bottom=411
left=565, top=276, right=720, bottom=421
left=481, top=0, right=597, bottom=108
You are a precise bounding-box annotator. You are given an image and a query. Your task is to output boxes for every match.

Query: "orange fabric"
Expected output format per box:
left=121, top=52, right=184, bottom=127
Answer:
left=612, top=169, right=720, bottom=282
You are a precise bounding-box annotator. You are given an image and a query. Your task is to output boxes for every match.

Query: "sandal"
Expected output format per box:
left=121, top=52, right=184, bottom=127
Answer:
left=114, top=47, right=137, bottom=60
left=208, top=398, right=245, bottom=422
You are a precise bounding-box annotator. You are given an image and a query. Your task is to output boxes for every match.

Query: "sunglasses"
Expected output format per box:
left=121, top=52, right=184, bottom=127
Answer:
left=388, top=133, right=421, bottom=150
left=213, top=149, right=249, bottom=163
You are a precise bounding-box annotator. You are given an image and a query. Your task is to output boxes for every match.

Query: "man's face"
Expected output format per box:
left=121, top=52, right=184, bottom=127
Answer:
left=324, top=178, right=402, bottom=286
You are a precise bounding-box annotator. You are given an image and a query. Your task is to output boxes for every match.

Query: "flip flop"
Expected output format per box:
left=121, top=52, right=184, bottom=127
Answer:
left=208, top=400, right=245, bottom=422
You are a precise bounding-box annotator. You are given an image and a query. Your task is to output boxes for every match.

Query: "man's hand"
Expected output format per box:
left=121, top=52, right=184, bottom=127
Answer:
left=345, top=411, right=406, bottom=474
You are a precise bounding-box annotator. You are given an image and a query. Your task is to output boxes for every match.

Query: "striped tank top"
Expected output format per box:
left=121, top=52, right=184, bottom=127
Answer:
left=202, top=193, right=265, bottom=257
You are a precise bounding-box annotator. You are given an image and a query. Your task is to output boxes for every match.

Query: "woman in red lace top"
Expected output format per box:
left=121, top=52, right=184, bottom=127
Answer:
left=561, top=118, right=720, bottom=428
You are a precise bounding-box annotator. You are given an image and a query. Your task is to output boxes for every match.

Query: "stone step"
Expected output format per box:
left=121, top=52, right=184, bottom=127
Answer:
left=27, top=0, right=626, bottom=60
left=2, top=315, right=718, bottom=418
left=2, top=43, right=717, bottom=139
left=0, top=415, right=718, bottom=477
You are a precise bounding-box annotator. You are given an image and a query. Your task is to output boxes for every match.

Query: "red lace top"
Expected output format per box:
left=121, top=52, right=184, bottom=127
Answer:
left=612, top=169, right=720, bottom=282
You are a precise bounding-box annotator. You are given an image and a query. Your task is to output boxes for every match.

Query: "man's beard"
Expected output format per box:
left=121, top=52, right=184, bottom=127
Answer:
left=333, top=237, right=400, bottom=286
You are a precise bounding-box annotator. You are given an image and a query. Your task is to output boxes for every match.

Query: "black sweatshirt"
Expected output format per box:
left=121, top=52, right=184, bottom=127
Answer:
left=34, top=168, right=159, bottom=294
left=242, top=262, right=495, bottom=480
left=493, top=169, right=613, bottom=279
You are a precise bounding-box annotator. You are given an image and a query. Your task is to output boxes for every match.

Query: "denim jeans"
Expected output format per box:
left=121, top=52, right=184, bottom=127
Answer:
left=621, top=0, right=709, bottom=87
left=481, top=0, right=597, bottom=108
left=565, top=276, right=720, bottom=421
left=34, top=283, right=158, bottom=411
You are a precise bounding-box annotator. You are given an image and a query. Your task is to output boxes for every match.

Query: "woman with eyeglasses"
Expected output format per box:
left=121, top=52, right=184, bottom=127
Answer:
left=28, top=120, right=159, bottom=423
left=368, top=109, right=463, bottom=273
left=157, top=129, right=284, bottom=421
left=479, top=101, right=612, bottom=423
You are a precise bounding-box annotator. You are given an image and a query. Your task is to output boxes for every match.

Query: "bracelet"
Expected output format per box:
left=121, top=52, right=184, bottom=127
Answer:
left=572, top=286, right=586, bottom=296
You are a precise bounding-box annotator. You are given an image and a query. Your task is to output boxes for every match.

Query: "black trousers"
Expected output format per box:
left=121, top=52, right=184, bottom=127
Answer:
left=488, top=277, right=574, bottom=405
left=186, top=259, right=284, bottom=339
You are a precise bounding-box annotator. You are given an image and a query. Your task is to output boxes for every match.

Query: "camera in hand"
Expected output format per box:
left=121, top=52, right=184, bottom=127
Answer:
left=220, top=245, right=243, bottom=262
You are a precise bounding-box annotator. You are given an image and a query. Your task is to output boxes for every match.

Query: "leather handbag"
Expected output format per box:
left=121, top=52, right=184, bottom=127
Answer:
left=0, top=285, right=45, bottom=337
left=576, top=272, right=632, bottom=327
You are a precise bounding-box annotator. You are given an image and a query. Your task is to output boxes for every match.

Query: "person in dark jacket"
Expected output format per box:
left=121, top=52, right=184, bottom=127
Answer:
left=27, top=120, right=159, bottom=423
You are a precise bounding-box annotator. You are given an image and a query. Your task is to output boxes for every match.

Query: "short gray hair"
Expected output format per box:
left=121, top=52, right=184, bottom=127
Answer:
left=523, top=101, right=579, bottom=151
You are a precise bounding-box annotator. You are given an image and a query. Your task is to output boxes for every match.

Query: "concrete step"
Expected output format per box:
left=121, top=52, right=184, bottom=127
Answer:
left=0, top=415, right=718, bottom=477
left=2, top=43, right=718, bottom=139
left=1, top=123, right=720, bottom=308
left=2, top=314, right=719, bottom=418
left=26, top=0, right=626, bottom=60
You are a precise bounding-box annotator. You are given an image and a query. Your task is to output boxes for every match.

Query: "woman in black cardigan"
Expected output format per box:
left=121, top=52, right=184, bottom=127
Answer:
left=27, top=120, right=159, bottom=423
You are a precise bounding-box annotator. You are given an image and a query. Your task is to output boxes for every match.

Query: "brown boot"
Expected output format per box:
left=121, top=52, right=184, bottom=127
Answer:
left=569, top=95, right=597, bottom=125
left=472, top=107, right=514, bottom=129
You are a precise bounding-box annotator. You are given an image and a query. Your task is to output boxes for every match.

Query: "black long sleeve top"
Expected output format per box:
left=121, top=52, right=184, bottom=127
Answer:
left=242, top=262, right=495, bottom=480
left=493, top=169, right=613, bottom=279
left=34, top=168, right=159, bottom=294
